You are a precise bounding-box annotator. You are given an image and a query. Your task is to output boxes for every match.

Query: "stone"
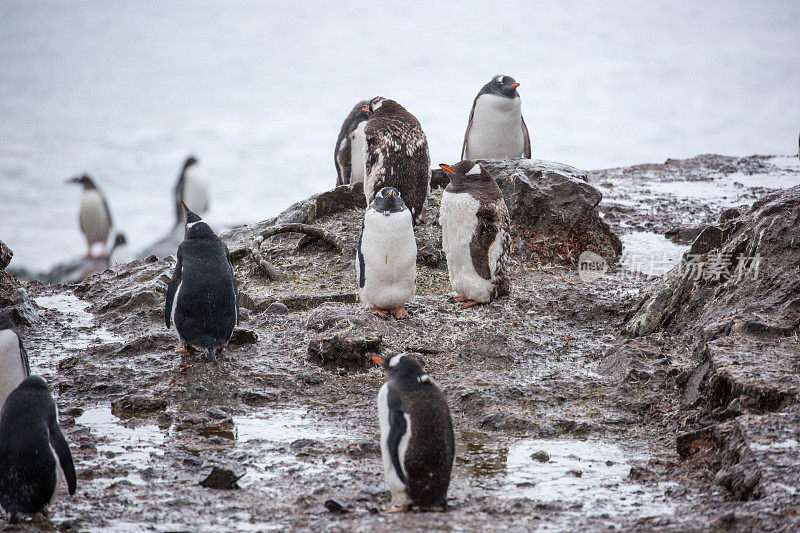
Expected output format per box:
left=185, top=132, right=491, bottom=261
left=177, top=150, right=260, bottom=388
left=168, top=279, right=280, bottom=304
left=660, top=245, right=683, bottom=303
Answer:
left=307, top=329, right=382, bottom=371
left=266, top=301, right=289, bottom=314
left=199, top=465, right=245, bottom=489
left=531, top=450, right=550, bottom=463
left=111, top=394, right=167, bottom=415
left=229, top=327, right=258, bottom=345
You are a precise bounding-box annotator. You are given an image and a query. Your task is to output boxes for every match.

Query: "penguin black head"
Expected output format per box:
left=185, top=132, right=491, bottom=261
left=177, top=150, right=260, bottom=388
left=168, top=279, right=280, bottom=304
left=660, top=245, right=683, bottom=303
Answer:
left=181, top=202, right=212, bottom=238
left=18, top=375, right=48, bottom=391
left=439, top=160, right=491, bottom=184
left=371, top=187, right=407, bottom=215
left=481, top=75, right=520, bottom=99
left=372, top=353, right=431, bottom=385
left=182, top=155, right=199, bottom=173
left=363, top=96, right=399, bottom=116
left=67, top=174, right=98, bottom=189
left=113, top=233, right=127, bottom=247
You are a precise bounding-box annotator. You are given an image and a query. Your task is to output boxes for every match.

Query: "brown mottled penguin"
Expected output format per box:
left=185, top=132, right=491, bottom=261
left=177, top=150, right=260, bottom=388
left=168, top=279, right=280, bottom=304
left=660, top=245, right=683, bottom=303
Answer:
left=438, top=160, right=511, bottom=307
left=362, top=97, right=430, bottom=224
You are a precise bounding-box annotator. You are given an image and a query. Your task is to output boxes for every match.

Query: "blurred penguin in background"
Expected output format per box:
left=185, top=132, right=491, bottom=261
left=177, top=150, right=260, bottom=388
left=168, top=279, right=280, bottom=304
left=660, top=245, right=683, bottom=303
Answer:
left=174, top=155, right=209, bottom=226
left=108, top=233, right=132, bottom=266
left=67, top=174, right=113, bottom=258
left=335, top=100, right=370, bottom=186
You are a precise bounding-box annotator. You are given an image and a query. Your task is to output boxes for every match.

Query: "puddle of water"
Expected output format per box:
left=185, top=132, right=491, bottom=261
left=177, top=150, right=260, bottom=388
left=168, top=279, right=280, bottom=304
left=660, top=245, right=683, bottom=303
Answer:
left=76, top=404, right=165, bottom=486
left=34, top=292, right=123, bottom=352
left=620, top=232, right=687, bottom=276
left=232, top=408, right=354, bottom=489
left=503, top=439, right=676, bottom=517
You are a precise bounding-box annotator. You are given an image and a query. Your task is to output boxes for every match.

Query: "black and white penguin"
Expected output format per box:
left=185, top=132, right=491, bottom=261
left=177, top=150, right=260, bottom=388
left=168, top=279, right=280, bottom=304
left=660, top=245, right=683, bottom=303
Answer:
left=108, top=232, right=132, bottom=266
left=438, top=160, right=511, bottom=307
left=174, top=155, right=209, bottom=226
left=0, top=309, right=30, bottom=411
left=356, top=187, right=417, bottom=319
left=363, top=97, right=430, bottom=224
left=373, top=353, right=454, bottom=512
left=165, top=203, right=238, bottom=362
left=335, top=100, right=370, bottom=187
left=67, top=174, right=113, bottom=258
left=0, top=376, right=76, bottom=524
left=462, top=75, right=531, bottom=160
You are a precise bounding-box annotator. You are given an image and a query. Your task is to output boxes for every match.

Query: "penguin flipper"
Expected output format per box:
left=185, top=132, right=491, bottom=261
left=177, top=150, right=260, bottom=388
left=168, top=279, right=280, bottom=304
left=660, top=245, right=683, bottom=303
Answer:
left=387, top=407, right=407, bottom=484
left=18, top=334, right=30, bottom=377
left=165, top=252, right=183, bottom=328
left=356, top=221, right=365, bottom=289
left=48, top=422, right=76, bottom=495
left=521, top=114, right=531, bottom=159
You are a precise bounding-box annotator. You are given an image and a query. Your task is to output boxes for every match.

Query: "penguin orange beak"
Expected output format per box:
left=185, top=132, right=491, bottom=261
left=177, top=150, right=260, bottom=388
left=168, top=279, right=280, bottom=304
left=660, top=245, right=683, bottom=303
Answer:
left=439, top=164, right=455, bottom=173
left=511, top=83, right=520, bottom=88
left=180, top=201, right=187, bottom=214
left=371, top=356, right=384, bottom=364
left=361, top=106, right=370, bottom=113
left=386, top=190, right=394, bottom=197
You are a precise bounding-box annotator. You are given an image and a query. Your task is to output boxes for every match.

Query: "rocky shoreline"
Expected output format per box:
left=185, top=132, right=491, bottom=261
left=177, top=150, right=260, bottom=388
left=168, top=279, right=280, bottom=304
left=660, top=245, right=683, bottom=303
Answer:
left=1, top=154, right=798, bottom=532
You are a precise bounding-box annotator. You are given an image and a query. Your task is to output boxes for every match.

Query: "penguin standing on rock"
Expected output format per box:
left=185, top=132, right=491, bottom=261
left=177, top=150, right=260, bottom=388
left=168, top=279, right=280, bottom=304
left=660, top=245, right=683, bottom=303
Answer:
left=373, top=353, right=455, bottom=512
left=165, top=203, right=238, bottom=363
left=0, top=309, right=30, bottom=410
left=439, top=160, right=511, bottom=308
left=67, top=174, right=113, bottom=258
left=0, top=376, right=76, bottom=524
left=462, top=75, right=531, bottom=160
left=335, top=100, right=370, bottom=186
left=174, top=156, right=209, bottom=226
left=363, top=97, right=430, bottom=224
left=356, top=187, right=417, bottom=319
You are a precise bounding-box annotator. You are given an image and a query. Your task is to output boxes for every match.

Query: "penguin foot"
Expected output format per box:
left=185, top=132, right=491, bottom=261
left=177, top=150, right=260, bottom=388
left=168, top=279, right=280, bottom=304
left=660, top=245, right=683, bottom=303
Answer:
left=452, top=295, right=468, bottom=302
left=458, top=299, right=479, bottom=309
left=371, top=307, right=389, bottom=318
left=175, top=346, right=189, bottom=354
left=390, top=307, right=409, bottom=319
left=387, top=505, right=412, bottom=513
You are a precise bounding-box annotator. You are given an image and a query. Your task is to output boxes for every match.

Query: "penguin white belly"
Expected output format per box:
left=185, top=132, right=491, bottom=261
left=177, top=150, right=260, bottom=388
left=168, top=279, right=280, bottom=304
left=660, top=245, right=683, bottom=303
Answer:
left=359, top=210, right=416, bottom=309
left=170, top=280, right=182, bottom=329
left=182, top=166, right=209, bottom=214
left=109, top=244, right=132, bottom=266
left=349, top=121, right=368, bottom=184
left=377, top=383, right=412, bottom=507
left=465, top=95, right=524, bottom=160
left=0, top=330, right=26, bottom=410
left=79, top=190, right=110, bottom=245
left=439, top=191, right=493, bottom=303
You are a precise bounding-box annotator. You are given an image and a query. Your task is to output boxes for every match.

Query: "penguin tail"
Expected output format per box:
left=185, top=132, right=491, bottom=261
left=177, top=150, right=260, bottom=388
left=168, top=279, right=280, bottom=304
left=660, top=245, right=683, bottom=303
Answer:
left=8, top=509, right=19, bottom=524
left=205, top=346, right=218, bottom=364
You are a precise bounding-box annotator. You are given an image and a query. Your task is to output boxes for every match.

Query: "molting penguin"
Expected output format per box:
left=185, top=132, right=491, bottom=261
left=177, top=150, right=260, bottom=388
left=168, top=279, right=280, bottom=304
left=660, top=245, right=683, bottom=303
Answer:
left=0, top=309, right=30, bottom=411
left=165, top=203, right=238, bottom=362
left=462, top=75, right=531, bottom=160
left=438, top=160, right=511, bottom=308
left=363, top=97, right=430, bottom=224
left=174, top=155, right=209, bottom=226
left=335, top=100, right=370, bottom=186
left=67, top=174, right=113, bottom=258
left=0, top=376, right=76, bottom=524
left=356, top=187, right=417, bottom=319
left=108, top=232, right=132, bottom=266
left=373, top=353, right=454, bottom=512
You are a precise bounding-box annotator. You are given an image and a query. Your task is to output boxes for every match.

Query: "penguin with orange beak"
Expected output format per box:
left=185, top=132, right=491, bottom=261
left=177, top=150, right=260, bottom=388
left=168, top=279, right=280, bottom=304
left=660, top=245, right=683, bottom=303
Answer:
left=356, top=187, right=417, bottom=319
left=373, top=353, right=454, bottom=512
left=438, top=160, right=511, bottom=308
left=462, top=75, right=531, bottom=160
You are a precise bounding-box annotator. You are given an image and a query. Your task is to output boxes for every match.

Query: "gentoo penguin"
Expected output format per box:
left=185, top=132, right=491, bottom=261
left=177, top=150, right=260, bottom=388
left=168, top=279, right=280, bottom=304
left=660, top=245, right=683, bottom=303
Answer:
left=108, top=232, right=132, bottom=266
left=438, top=160, right=511, bottom=308
left=335, top=100, right=370, bottom=186
left=165, top=203, right=238, bottom=362
left=174, top=155, right=209, bottom=226
left=372, top=353, right=454, bottom=512
left=462, top=75, right=531, bottom=160
left=0, top=309, right=30, bottom=411
left=363, top=97, right=431, bottom=224
left=67, top=174, right=113, bottom=258
left=356, top=187, right=417, bottom=319
left=0, top=376, right=76, bottom=524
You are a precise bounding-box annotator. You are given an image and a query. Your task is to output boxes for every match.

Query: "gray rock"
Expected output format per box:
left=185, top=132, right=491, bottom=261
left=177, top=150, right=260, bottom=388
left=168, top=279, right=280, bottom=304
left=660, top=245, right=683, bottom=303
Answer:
left=307, top=329, right=382, bottom=371
left=531, top=450, right=550, bottom=463
left=199, top=465, right=245, bottom=490
left=266, top=301, right=289, bottom=314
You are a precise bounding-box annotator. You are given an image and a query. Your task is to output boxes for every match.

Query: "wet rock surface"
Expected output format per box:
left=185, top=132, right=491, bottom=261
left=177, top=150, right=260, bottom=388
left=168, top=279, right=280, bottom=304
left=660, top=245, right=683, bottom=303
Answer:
left=1, top=154, right=799, bottom=531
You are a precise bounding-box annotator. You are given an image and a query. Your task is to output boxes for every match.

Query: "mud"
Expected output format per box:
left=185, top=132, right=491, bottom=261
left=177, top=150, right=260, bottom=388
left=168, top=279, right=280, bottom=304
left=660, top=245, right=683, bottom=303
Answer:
left=1, top=154, right=799, bottom=532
